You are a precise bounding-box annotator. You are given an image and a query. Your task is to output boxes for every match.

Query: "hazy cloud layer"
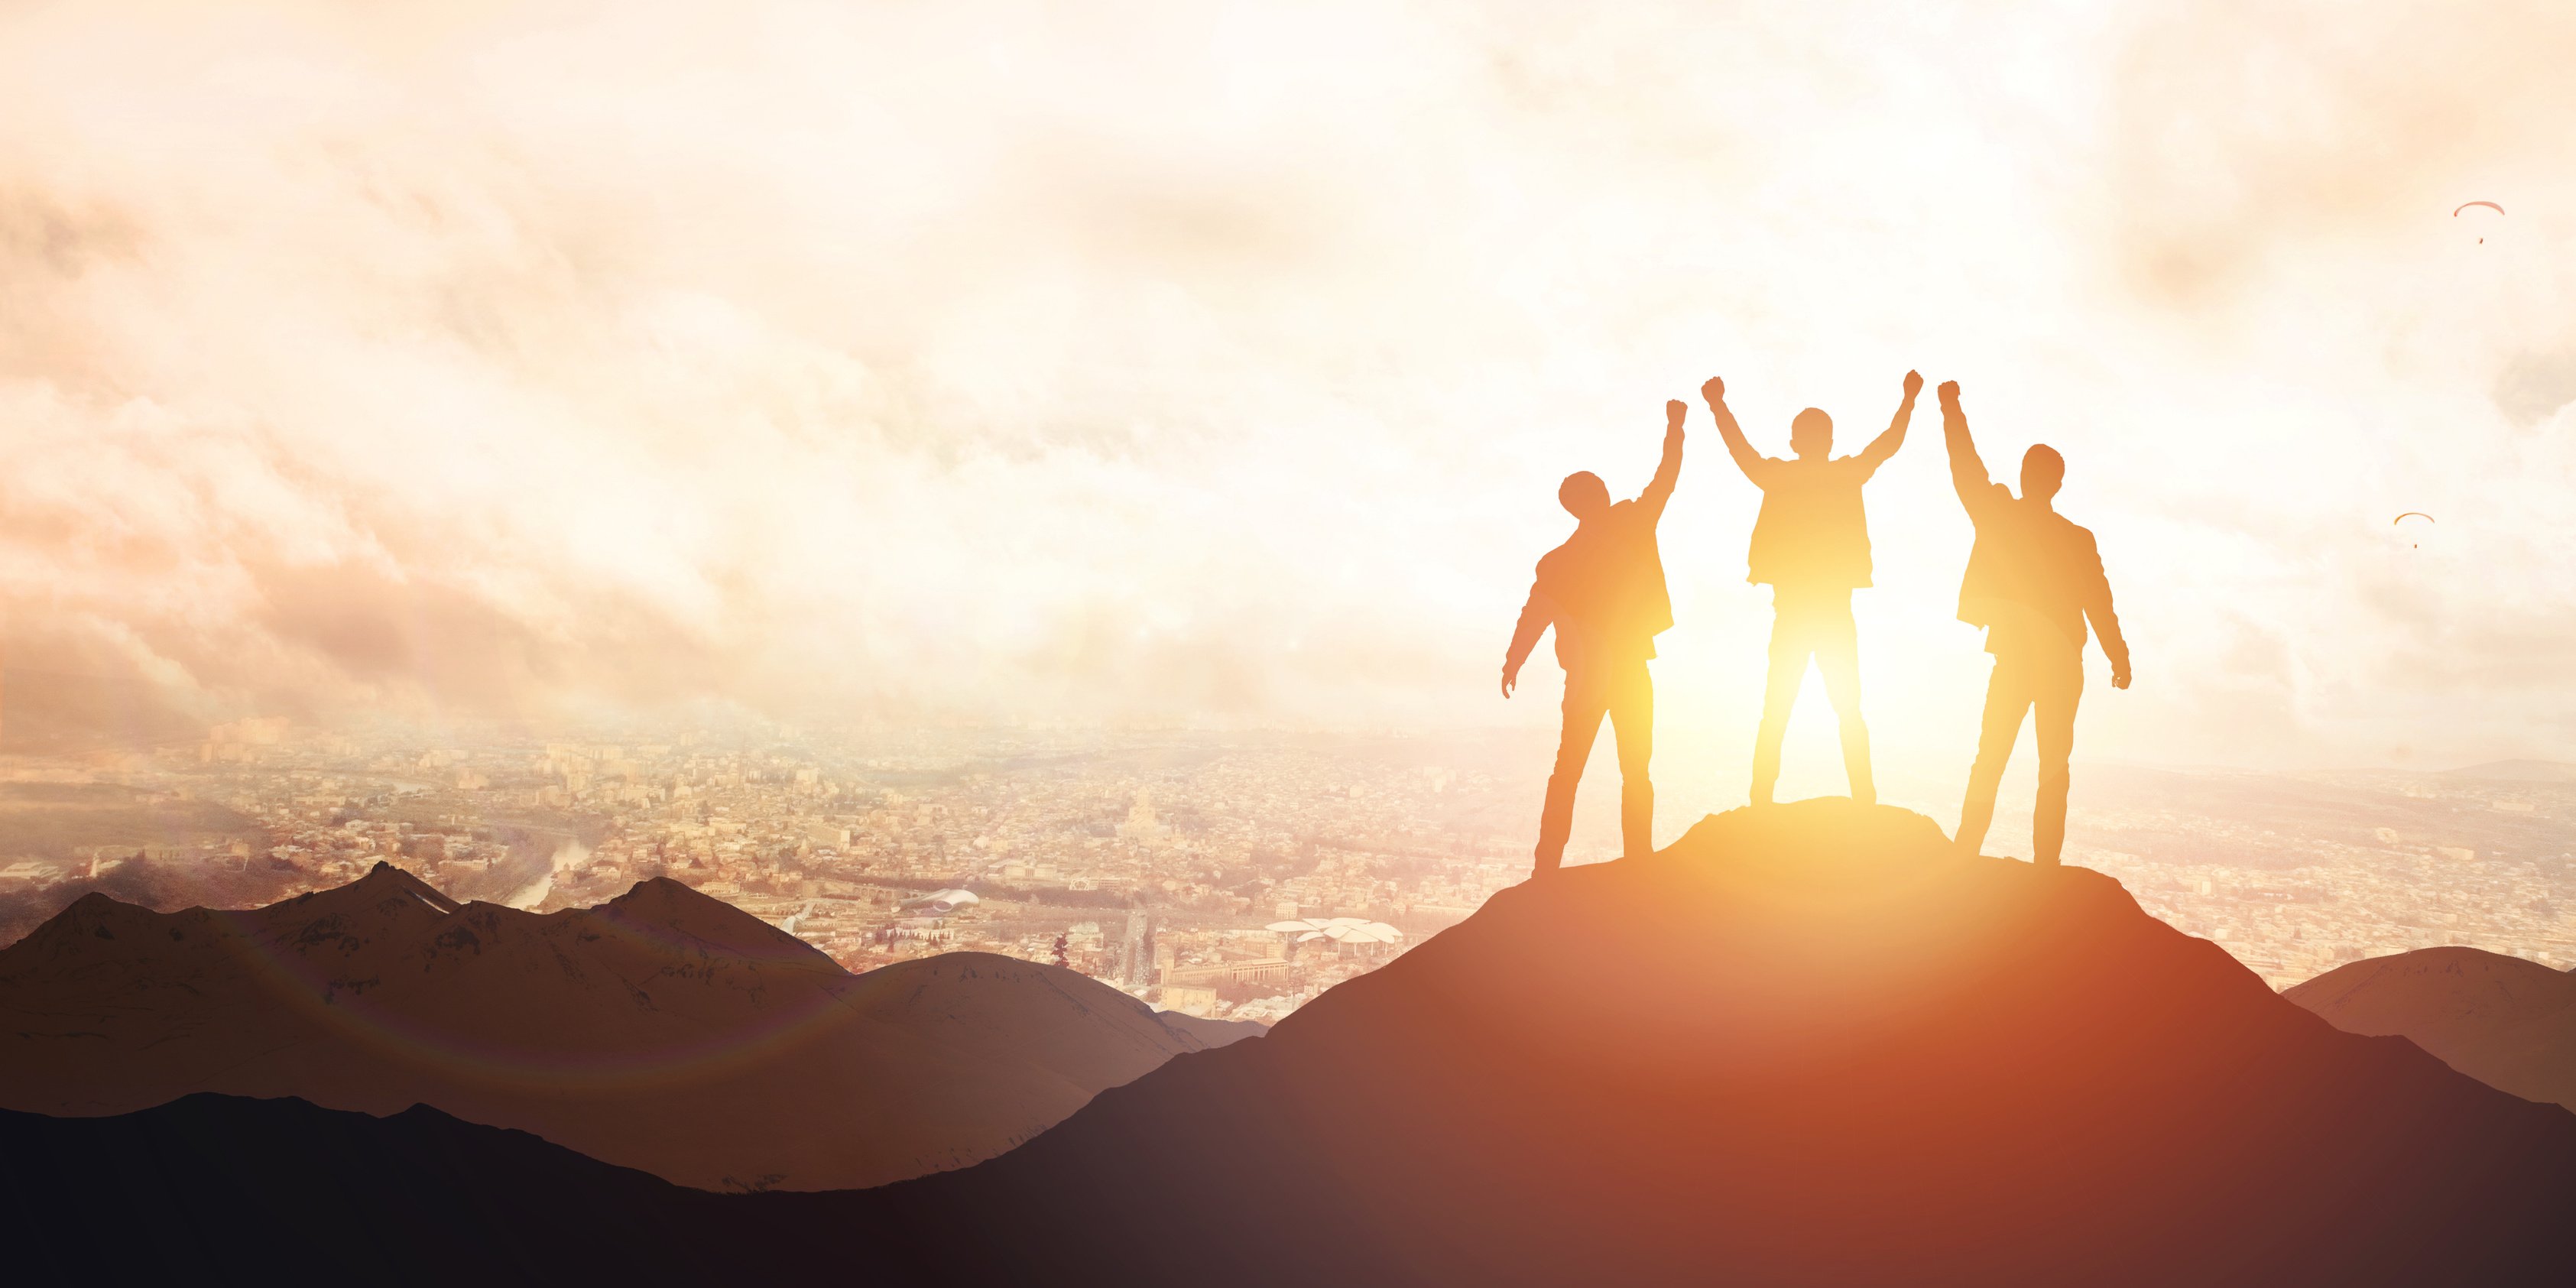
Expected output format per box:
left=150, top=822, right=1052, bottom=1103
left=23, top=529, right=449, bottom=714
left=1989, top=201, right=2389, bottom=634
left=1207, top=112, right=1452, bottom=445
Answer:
left=2, top=1, right=2573, bottom=770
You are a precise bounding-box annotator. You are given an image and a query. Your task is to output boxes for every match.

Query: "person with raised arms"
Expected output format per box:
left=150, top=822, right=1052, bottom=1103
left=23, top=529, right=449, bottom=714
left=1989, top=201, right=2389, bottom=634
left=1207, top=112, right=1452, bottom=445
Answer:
left=1938, top=378, right=2131, bottom=866
left=1700, top=371, right=1920, bottom=808
left=1503, top=399, right=1685, bottom=876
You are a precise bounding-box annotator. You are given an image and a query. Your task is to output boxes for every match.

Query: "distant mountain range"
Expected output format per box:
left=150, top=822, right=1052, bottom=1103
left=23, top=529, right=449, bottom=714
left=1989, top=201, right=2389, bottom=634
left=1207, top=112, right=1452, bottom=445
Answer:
left=2441, top=758, right=2576, bottom=782
left=2287, top=946, right=2576, bottom=1111
left=2, top=801, right=2566, bottom=1286
left=0, top=863, right=1256, bottom=1191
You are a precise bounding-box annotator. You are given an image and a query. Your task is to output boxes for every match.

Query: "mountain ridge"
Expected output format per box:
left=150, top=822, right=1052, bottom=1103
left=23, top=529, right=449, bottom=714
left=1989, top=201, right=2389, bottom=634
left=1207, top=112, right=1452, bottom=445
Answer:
left=5, top=802, right=2567, bottom=1286
left=855, top=801, right=2576, bottom=1285
left=0, top=862, right=1254, bottom=1189
left=2440, top=758, right=2576, bottom=782
left=2286, top=944, right=2576, bottom=1111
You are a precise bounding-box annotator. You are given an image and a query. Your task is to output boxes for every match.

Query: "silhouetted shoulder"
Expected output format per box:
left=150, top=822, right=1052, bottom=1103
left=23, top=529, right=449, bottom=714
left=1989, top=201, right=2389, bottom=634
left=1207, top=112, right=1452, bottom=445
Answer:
left=1744, top=455, right=1791, bottom=485
left=1963, top=479, right=2013, bottom=522
left=1534, top=541, right=1570, bottom=582
left=1532, top=523, right=1605, bottom=589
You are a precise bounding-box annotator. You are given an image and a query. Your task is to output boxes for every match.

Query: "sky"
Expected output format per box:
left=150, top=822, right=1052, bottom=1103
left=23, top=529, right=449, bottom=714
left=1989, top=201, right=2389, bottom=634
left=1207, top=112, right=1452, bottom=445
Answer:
left=3, top=0, right=2575, bottom=780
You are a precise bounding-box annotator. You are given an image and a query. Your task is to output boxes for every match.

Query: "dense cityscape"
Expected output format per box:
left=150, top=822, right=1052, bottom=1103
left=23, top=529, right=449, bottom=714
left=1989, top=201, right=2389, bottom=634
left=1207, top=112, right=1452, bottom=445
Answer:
left=2, top=723, right=2572, bottom=1014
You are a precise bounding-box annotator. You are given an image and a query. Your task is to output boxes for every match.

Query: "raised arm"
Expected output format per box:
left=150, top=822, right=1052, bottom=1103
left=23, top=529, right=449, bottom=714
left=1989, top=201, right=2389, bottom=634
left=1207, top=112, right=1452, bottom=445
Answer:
left=1637, top=400, right=1685, bottom=517
left=1700, top=377, right=1770, bottom=485
left=1502, top=580, right=1552, bottom=698
left=1938, top=380, right=1995, bottom=514
left=2081, top=537, right=2132, bottom=690
left=1857, top=369, right=1922, bottom=474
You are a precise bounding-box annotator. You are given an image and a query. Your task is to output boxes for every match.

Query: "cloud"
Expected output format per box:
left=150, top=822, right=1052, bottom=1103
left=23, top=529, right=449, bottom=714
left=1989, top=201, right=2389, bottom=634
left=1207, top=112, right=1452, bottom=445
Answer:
left=0, top=1, right=2572, bottom=772
left=2493, top=350, right=2576, bottom=427
left=2097, top=0, right=2576, bottom=303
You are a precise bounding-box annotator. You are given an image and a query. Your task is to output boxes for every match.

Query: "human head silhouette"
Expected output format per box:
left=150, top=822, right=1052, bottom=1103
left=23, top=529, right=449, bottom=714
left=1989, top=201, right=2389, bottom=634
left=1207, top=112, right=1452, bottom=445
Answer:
left=1789, top=407, right=1833, bottom=459
left=2020, top=444, right=2065, bottom=503
left=1559, top=471, right=1610, bottom=521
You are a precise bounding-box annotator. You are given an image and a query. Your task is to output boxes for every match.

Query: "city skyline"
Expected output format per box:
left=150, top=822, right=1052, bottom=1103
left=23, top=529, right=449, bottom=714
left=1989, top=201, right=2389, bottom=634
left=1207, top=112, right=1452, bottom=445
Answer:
left=5, top=722, right=2568, bottom=1027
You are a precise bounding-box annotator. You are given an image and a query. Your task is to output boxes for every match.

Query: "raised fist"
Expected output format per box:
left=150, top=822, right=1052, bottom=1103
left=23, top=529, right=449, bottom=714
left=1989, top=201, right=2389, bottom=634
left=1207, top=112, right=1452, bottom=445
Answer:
left=1937, top=379, right=1961, bottom=403
left=1700, top=376, right=1725, bottom=403
left=1666, top=399, right=1686, bottom=430
left=1903, top=370, right=1924, bottom=398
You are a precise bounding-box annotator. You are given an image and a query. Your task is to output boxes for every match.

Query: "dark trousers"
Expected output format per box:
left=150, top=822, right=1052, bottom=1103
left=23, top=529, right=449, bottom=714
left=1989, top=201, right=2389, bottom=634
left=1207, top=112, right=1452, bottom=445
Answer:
left=1534, top=654, right=1654, bottom=874
left=1955, top=644, right=2084, bottom=865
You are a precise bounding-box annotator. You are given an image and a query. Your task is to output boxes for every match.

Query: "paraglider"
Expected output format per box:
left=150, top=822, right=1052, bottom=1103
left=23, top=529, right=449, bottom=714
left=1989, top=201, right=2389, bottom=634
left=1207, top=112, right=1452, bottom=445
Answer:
left=2394, top=511, right=2434, bottom=548
left=2453, top=200, right=2503, bottom=242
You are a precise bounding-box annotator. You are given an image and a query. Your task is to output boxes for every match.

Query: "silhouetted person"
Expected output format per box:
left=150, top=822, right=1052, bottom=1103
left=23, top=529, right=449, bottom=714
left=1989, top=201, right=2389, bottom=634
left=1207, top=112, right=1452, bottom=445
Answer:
left=1939, top=380, right=2131, bottom=866
left=1504, top=401, right=1685, bottom=875
left=1702, top=371, right=1919, bottom=807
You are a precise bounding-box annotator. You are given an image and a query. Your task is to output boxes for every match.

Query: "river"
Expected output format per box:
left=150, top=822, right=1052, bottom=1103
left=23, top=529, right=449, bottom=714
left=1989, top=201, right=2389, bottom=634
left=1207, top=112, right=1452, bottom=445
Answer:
left=505, top=837, right=591, bottom=911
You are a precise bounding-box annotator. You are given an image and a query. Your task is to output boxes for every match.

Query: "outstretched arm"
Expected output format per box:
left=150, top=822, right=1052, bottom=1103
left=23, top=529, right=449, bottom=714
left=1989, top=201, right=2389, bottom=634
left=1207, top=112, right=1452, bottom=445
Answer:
left=1857, top=370, right=1922, bottom=474
left=2083, top=539, right=2131, bottom=690
left=1700, top=377, right=1770, bottom=485
left=1503, top=585, right=1552, bottom=698
left=1637, top=400, right=1685, bottom=518
left=1938, top=380, right=1995, bottom=514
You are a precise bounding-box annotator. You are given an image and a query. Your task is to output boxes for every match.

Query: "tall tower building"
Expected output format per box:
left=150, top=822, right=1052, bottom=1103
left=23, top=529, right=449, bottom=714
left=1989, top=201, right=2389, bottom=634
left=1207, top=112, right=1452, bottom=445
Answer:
left=1117, top=790, right=1167, bottom=844
left=1123, top=909, right=1151, bottom=988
